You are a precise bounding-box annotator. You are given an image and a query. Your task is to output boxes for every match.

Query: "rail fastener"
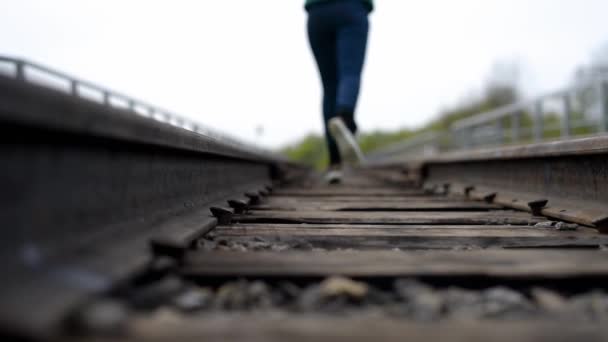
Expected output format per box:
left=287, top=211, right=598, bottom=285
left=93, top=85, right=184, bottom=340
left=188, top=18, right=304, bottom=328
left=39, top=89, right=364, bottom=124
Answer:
left=228, top=199, right=249, bottom=214
left=245, top=192, right=262, bottom=205
left=210, top=207, right=235, bottom=226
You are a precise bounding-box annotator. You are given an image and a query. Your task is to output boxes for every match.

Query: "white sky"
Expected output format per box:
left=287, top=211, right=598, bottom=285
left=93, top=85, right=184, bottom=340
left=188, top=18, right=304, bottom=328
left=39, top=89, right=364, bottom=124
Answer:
left=1, top=0, right=608, bottom=148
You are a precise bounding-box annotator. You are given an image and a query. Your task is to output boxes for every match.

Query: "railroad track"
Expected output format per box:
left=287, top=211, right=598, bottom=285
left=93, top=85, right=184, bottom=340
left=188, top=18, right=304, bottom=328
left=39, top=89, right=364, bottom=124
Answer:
left=2, top=58, right=608, bottom=341
left=92, top=167, right=608, bottom=342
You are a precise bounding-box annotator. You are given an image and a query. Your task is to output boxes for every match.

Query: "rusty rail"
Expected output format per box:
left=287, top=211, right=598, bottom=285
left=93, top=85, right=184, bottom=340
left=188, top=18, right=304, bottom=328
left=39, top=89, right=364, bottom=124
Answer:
left=418, top=136, right=608, bottom=232
left=0, top=57, right=303, bottom=337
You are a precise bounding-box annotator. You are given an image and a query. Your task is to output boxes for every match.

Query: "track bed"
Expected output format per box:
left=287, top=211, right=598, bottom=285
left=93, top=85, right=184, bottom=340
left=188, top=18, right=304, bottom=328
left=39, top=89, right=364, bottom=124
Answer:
left=86, top=170, right=608, bottom=341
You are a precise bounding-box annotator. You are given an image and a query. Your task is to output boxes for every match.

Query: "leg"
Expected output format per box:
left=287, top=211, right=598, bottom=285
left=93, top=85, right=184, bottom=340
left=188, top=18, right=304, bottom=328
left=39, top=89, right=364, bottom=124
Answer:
left=336, top=7, right=369, bottom=134
left=308, top=14, right=341, bottom=166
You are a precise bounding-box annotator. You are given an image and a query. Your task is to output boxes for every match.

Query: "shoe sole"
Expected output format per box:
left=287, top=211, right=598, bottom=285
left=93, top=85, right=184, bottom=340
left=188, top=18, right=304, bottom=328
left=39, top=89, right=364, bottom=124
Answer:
left=329, top=118, right=365, bottom=166
left=325, top=170, right=342, bottom=185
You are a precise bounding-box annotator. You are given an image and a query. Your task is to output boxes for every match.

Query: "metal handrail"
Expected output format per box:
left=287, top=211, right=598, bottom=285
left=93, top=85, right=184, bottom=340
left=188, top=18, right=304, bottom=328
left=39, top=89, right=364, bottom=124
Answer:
left=452, top=78, right=608, bottom=131
left=0, top=55, right=267, bottom=155
left=367, top=70, right=608, bottom=161
left=450, top=90, right=564, bottom=131
left=450, top=74, right=608, bottom=148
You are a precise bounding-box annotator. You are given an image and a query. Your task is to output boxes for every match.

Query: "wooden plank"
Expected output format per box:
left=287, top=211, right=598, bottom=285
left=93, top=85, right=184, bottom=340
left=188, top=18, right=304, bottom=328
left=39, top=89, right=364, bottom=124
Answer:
left=272, top=188, right=427, bottom=197
left=252, top=201, right=501, bottom=211
left=126, top=316, right=608, bottom=342
left=214, top=225, right=605, bottom=249
left=182, top=250, right=608, bottom=278
left=216, top=225, right=599, bottom=238
left=233, top=210, right=543, bottom=226
left=292, top=176, right=406, bottom=188
left=214, top=235, right=605, bottom=250
left=263, top=196, right=459, bottom=203
left=219, top=224, right=576, bottom=231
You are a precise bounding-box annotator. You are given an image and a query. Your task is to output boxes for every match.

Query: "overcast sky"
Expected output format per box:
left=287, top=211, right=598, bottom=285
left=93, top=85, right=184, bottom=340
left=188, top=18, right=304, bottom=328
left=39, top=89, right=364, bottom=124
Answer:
left=1, top=0, right=608, bottom=148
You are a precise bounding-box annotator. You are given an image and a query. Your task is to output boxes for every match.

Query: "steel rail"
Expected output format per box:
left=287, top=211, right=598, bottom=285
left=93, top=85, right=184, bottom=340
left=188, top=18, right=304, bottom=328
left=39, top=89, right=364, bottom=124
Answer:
left=365, top=135, right=608, bottom=233
left=417, top=136, right=608, bottom=233
left=0, top=57, right=305, bottom=338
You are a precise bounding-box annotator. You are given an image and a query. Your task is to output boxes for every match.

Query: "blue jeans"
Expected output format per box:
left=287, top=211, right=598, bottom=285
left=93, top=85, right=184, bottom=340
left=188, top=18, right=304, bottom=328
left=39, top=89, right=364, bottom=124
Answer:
left=307, top=0, right=370, bottom=165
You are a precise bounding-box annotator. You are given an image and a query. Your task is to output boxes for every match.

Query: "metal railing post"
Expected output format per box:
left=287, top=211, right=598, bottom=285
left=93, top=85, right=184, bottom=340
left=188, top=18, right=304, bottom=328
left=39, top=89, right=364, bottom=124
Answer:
left=454, top=129, right=467, bottom=150
left=463, top=127, right=472, bottom=149
left=562, top=94, right=571, bottom=138
left=70, top=80, right=78, bottom=96
left=496, top=119, right=504, bottom=146
left=15, top=61, right=25, bottom=82
left=533, top=102, right=544, bottom=142
left=449, top=128, right=459, bottom=150
left=600, top=81, right=608, bottom=133
left=458, top=129, right=465, bottom=150
left=102, top=92, right=110, bottom=106
left=512, top=110, right=521, bottom=144
left=127, top=99, right=135, bottom=112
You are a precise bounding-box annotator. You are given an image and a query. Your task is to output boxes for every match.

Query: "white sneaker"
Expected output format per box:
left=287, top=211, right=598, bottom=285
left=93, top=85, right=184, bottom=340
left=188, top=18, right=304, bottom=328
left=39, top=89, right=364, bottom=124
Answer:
left=328, top=117, right=365, bottom=166
left=324, top=168, right=342, bottom=185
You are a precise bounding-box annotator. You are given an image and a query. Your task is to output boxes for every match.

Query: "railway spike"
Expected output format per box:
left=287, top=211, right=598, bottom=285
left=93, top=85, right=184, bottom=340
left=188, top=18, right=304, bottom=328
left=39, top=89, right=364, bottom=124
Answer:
left=483, top=192, right=497, bottom=203
left=227, top=199, right=248, bottom=214
left=593, top=216, right=608, bottom=234
left=528, top=199, right=549, bottom=216
left=464, top=185, right=475, bottom=197
left=245, top=192, right=261, bottom=205
left=68, top=299, right=129, bottom=336
left=210, top=206, right=234, bottom=225
left=423, top=183, right=437, bottom=194
left=441, top=183, right=451, bottom=195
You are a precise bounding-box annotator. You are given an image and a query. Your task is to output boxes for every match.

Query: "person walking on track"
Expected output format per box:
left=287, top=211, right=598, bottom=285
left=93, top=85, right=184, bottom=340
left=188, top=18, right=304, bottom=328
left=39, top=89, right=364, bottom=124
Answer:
left=306, top=0, right=372, bottom=184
